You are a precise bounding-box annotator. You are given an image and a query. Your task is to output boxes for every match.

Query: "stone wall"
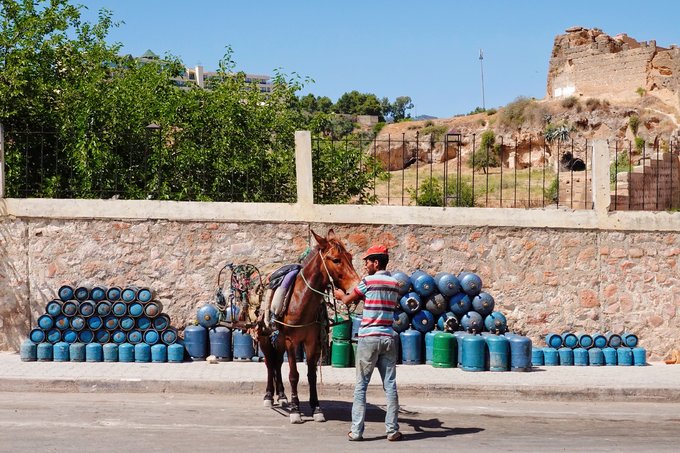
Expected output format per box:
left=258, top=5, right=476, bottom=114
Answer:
left=1, top=218, right=678, bottom=360
left=547, top=27, right=680, bottom=111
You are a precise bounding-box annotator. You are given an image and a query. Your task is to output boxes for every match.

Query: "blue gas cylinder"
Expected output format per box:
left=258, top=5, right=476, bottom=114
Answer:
left=434, top=272, right=461, bottom=298
left=103, top=315, right=119, bottom=331
left=485, top=335, right=510, bottom=371
left=134, top=343, right=151, bottom=362
left=577, top=333, right=593, bottom=349
left=168, top=343, right=185, bottom=363
left=484, top=312, right=508, bottom=334
left=437, top=312, right=459, bottom=332
left=573, top=347, right=589, bottom=366
left=37, top=314, right=54, bottom=331
left=20, top=340, right=37, bottom=361
left=70, top=316, right=85, bottom=332
left=602, top=347, right=617, bottom=365
left=62, top=329, right=78, bottom=343
left=46, top=300, right=63, bottom=317
left=399, top=292, right=422, bottom=315
left=545, top=333, right=563, bottom=349
left=453, top=331, right=469, bottom=367
left=184, top=324, right=208, bottom=360
left=136, top=316, right=152, bottom=331
left=459, top=272, right=483, bottom=297
left=232, top=330, right=255, bottom=361
left=112, top=301, right=127, bottom=317
left=161, top=328, right=178, bottom=345
left=121, top=287, right=137, bottom=302
left=606, top=333, right=622, bottom=348
left=412, top=310, right=435, bottom=333
left=151, top=344, right=167, bottom=363
left=588, top=347, right=604, bottom=366
left=85, top=343, right=103, bottom=362
left=29, top=329, right=45, bottom=344
left=144, top=301, right=163, bottom=318
left=58, top=285, right=74, bottom=302
left=152, top=314, right=171, bottom=331
left=37, top=342, right=53, bottom=361
left=119, top=317, right=135, bottom=332
left=424, top=330, right=437, bottom=365
left=46, top=329, right=61, bottom=344
left=127, top=330, right=143, bottom=345
left=111, top=330, right=127, bottom=344
left=425, top=294, right=448, bottom=316
left=617, top=347, right=633, bottom=366
left=143, top=329, right=160, bottom=345
left=448, top=293, right=472, bottom=318
left=78, top=330, right=94, bottom=343
left=508, top=335, right=532, bottom=371
left=592, top=333, right=607, bottom=349
left=74, top=286, right=90, bottom=301
left=621, top=333, right=638, bottom=348
left=69, top=343, right=85, bottom=362
left=543, top=347, right=559, bottom=366
left=197, top=304, right=220, bottom=328
left=461, top=334, right=486, bottom=371
left=53, top=341, right=70, bottom=362
left=532, top=347, right=544, bottom=366
left=87, top=316, right=103, bottom=331
left=78, top=300, right=95, bottom=318
left=96, top=301, right=112, bottom=318
left=632, top=347, right=646, bottom=366
left=562, top=332, right=578, bottom=349
left=128, top=302, right=144, bottom=318
left=351, top=314, right=362, bottom=339
left=90, top=286, right=106, bottom=302
left=106, top=287, right=122, bottom=301
left=62, top=300, right=78, bottom=316
left=137, top=288, right=153, bottom=303
left=558, top=347, right=574, bottom=366
left=391, top=271, right=412, bottom=296
left=400, top=329, right=422, bottom=365
left=392, top=311, right=410, bottom=333
left=209, top=326, right=233, bottom=360
left=461, top=311, right=483, bottom=333
left=472, top=292, right=495, bottom=317
left=103, top=343, right=118, bottom=362
left=54, top=315, right=69, bottom=331
left=410, top=270, right=436, bottom=298
left=118, top=343, right=135, bottom=362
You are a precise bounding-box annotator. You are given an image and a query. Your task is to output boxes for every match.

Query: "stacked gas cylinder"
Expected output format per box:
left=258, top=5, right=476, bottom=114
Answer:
left=183, top=304, right=255, bottom=362
left=20, top=285, right=183, bottom=363
left=532, top=331, right=646, bottom=367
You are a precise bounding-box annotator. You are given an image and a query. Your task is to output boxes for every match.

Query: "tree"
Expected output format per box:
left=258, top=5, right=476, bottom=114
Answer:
left=390, top=96, right=413, bottom=122
left=334, top=91, right=385, bottom=120
left=469, top=130, right=500, bottom=173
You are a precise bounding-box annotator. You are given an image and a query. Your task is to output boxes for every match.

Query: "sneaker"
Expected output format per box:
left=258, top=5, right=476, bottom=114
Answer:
left=348, top=431, right=363, bottom=441
left=387, top=431, right=403, bottom=441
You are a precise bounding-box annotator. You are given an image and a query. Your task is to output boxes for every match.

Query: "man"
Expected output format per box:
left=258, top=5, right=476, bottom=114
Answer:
left=333, top=245, right=402, bottom=442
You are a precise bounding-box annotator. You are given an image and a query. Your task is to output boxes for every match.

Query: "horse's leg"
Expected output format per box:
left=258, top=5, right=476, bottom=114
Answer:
left=305, top=335, right=325, bottom=422
left=274, top=349, right=288, bottom=405
left=287, top=340, right=302, bottom=424
left=259, top=337, right=275, bottom=407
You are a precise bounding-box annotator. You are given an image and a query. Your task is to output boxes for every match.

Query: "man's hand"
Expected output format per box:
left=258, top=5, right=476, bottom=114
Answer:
left=334, top=287, right=360, bottom=305
left=333, top=288, right=346, bottom=300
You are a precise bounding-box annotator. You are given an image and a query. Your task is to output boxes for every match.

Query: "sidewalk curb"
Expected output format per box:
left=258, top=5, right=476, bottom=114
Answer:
left=1, top=378, right=678, bottom=403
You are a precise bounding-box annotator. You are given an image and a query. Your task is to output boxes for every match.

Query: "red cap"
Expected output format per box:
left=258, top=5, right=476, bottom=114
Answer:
left=363, top=245, right=389, bottom=259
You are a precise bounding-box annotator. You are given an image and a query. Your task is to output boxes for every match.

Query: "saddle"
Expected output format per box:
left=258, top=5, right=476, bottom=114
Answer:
left=263, top=264, right=301, bottom=328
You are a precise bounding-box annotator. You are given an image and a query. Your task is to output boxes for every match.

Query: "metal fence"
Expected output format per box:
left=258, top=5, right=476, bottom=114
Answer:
left=312, top=133, right=594, bottom=209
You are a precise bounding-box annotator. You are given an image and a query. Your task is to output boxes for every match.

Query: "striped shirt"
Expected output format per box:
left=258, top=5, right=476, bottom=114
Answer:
left=353, top=270, right=399, bottom=338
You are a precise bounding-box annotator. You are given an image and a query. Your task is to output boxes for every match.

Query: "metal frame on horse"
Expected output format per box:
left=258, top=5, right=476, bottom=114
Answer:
left=256, top=229, right=360, bottom=424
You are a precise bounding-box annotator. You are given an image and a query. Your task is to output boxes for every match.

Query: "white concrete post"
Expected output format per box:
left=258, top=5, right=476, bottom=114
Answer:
left=591, top=140, right=611, bottom=217
left=0, top=123, right=4, bottom=199
left=294, top=131, right=314, bottom=206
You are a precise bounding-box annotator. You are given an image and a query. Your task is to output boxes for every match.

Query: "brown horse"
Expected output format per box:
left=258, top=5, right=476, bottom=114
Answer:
left=257, top=229, right=360, bottom=424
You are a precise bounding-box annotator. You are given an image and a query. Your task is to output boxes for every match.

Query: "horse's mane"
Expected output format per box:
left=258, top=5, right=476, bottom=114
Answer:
left=299, top=238, right=346, bottom=268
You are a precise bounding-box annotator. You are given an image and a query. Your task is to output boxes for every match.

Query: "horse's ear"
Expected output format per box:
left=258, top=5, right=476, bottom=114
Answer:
left=327, top=229, right=336, bottom=240
left=311, top=229, right=328, bottom=248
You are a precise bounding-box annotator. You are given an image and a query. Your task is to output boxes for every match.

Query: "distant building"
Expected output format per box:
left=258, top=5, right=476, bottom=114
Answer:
left=137, top=49, right=272, bottom=93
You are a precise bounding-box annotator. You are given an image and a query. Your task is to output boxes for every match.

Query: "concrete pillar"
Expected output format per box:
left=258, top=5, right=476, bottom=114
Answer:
left=294, top=131, right=313, bottom=206
left=0, top=123, right=4, bottom=199
left=592, top=140, right=610, bottom=217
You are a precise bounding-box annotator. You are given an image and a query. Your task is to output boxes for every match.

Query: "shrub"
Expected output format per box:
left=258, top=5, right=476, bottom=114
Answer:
left=446, top=178, right=476, bottom=207
left=469, top=130, right=501, bottom=173
left=486, top=108, right=497, bottom=115
left=629, top=115, right=640, bottom=136
left=372, top=121, right=386, bottom=135
left=610, top=151, right=632, bottom=183
left=408, top=177, right=444, bottom=206
left=561, top=96, right=580, bottom=109
left=634, top=136, right=645, bottom=153
left=420, top=124, right=448, bottom=141
left=498, top=96, right=532, bottom=128
left=544, top=177, right=559, bottom=203
left=585, top=98, right=601, bottom=111
left=424, top=120, right=435, bottom=127
left=636, top=87, right=647, bottom=97
left=544, top=123, right=572, bottom=143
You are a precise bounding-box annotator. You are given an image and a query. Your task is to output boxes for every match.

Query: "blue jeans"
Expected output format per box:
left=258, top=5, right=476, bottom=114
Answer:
left=351, top=335, right=399, bottom=437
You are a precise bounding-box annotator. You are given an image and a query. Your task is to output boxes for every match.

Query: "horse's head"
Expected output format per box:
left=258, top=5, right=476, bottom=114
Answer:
left=311, top=229, right=360, bottom=293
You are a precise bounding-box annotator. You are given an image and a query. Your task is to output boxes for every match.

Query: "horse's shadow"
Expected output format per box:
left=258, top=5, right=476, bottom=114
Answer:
left=271, top=399, right=483, bottom=442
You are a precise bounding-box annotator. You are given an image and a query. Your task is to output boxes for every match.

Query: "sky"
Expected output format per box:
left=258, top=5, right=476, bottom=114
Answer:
left=80, top=0, right=679, bottom=119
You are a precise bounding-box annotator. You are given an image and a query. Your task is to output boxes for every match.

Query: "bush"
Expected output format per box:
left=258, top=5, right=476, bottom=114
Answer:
left=486, top=108, right=497, bottom=115
left=585, top=98, right=601, bottom=111
left=636, top=87, right=647, bottom=97
left=635, top=136, right=645, bottom=153
left=469, top=130, right=501, bottom=173
left=610, top=151, right=632, bottom=183
left=420, top=124, right=448, bottom=140
left=424, top=120, right=435, bottom=127
left=544, top=123, right=572, bottom=143
left=561, top=96, right=580, bottom=109
left=544, top=177, right=559, bottom=203
left=446, top=178, right=476, bottom=207
left=408, top=177, right=444, bottom=206
left=372, top=121, right=386, bottom=135
left=629, top=115, right=640, bottom=136
left=498, top=96, right=532, bottom=128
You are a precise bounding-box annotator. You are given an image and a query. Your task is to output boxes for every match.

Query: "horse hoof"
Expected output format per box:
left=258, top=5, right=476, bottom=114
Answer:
left=313, top=412, right=326, bottom=423
left=290, top=413, right=303, bottom=424
left=263, top=399, right=273, bottom=408
left=278, top=398, right=288, bottom=407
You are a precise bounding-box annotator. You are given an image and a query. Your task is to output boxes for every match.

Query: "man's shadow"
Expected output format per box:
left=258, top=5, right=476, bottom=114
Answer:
left=311, top=400, right=484, bottom=442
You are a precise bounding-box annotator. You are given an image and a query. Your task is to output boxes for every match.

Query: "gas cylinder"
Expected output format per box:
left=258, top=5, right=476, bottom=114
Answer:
left=573, top=347, right=589, bottom=366
left=592, top=333, right=607, bottom=349
left=78, top=300, right=95, bottom=318
left=507, top=335, right=532, bottom=371
left=232, top=330, right=255, bottom=361
left=399, top=292, right=422, bottom=315
left=121, top=287, right=137, bottom=302
left=37, top=342, right=53, bottom=361
left=118, top=343, right=134, bottom=362
left=90, top=286, right=106, bottom=302
left=209, top=326, right=233, bottom=360
left=632, top=347, right=646, bottom=366
left=143, top=329, right=160, bottom=345
left=577, top=333, right=593, bottom=349
left=69, top=343, right=85, bottom=362
left=424, top=330, right=437, bottom=365
left=331, top=340, right=351, bottom=368
left=94, top=330, right=110, bottom=344
left=606, top=333, right=622, bottom=348
left=531, top=347, right=544, bottom=366
left=461, top=334, right=486, bottom=371
left=103, top=343, right=118, bottom=362
left=543, top=347, right=559, bottom=366
left=602, top=347, right=617, bottom=365
left=562, top=332, right=578, bottom=349
left=37, top=314, right=54, bottom=331
left=410, top=270, right=436, bottom=298
left=485, top=334, right=510, bottom=371
left=545, top=333, right=563, bottom=349
left=58, top=285, right=74, bottom=302
left=472, top=292, right=495, bottom=317
left=151, top=344, right=167, bottom=363
left=161, top=327, right=178, bottom=345
left=617, top=347, right=633, bottom=366
left=62, top=301, right=78, bottom=317
left=437, top=312, right=459, bottom=332
left=134, top=343, right=151, bottom=362
left=104, top=315, right=119, bottom=331
left=412, top=310, right=435, bottom=333
left=588, top=347, right=604, bottom=366
left=78, top=330, right=94, bottom=343
left=74, top=286, right=90, bottom=301
left=558, top=347, right=574, bottom=366
left=197, top=304, right=220, bottom=329
left=128, top=302, right=144, bottom=318
left=111, top=301, right=127, bottom=317
left=621, top=333, right=638, bottom=348
left=434, top=273, right=461, bottom=298
left=85, top=343, right=103, bottom=362
left=45, top=300, right=63, bottom=317
left=106, top=287, right=122, bottom=301
left=95, top=301, right=112, bottom=317
left=459, top=273, right=483, bottom=297
left=168, top=343, right=185, bottom=363
left=136, top=316, right=152, bottom=331
left=392, top=311, right=410, bottom=333
left=111, top=330, right=127, bottom=344
left=53, top=342, right=70, bottom=362
left=20, top=340, right=37, bottom=362
left=461, top=311, right=483, bottom=334
left=432, top=332, right=456, bottom=368
left=448, top=293, right=472, bottom=318
left=350, top=314, right=362, bottom=339
left=29, top=329, right=45, bottom=344
left=453, top=331, right=469, bottom=367
left=87, top=316, right=103, bottom=331
left=144, top=301, right=163, bottom=318
left=136, top=287, right=153, bottom=303
left=152, top=314, right=171, bottom=331
left=391, top=271, right=412, bottom=296
left=184, top=324, right=209, bottom=360
left=484, top=312, right=507, bottom=334
left=331, top=315, right=351, bottom=341
left=424, top=294, right=448, bottom=317
left=399, top=329, right=422, bottom=365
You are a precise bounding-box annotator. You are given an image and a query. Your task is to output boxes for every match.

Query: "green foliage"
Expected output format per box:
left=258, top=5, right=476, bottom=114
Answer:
left=420, top=124, right=448, bottom=141
left=446, top=178, right=476, bottom=207
left=372, top=121, right=386, bottom=135
left=424, top=120, right=435, bottom=127
left=635, top=136, right=645, bottom=153
left=560, top=96, right=580, bottom=109
left=308, top=113, right=355, bottom=139
left=407, top=177, right=443, bottom=206
left=468, top=107, right=486, bottom=115
left=636, top=87, right=647, bottom=97
left=299, top=94, right=333, bottom=113
left=498, top=96, right=533, bottom=128
left=486, top=108, right=497, bottom=115
left=334, top=91, right=385, bottom=120
left=629, top=115, right=640, bottom=136
left=544, top=177, right=559, bottom=203
left=390, top=96, right=413, bottom=122
left=544, top=123, right=572, bottom=143
left=469, top=130, right=501, bottom=173
left=610, top=151, right=632, bottom=184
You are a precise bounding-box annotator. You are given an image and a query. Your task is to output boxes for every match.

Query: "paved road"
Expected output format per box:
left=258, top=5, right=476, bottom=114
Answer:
left=1, top=392, right=679, bottom=452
